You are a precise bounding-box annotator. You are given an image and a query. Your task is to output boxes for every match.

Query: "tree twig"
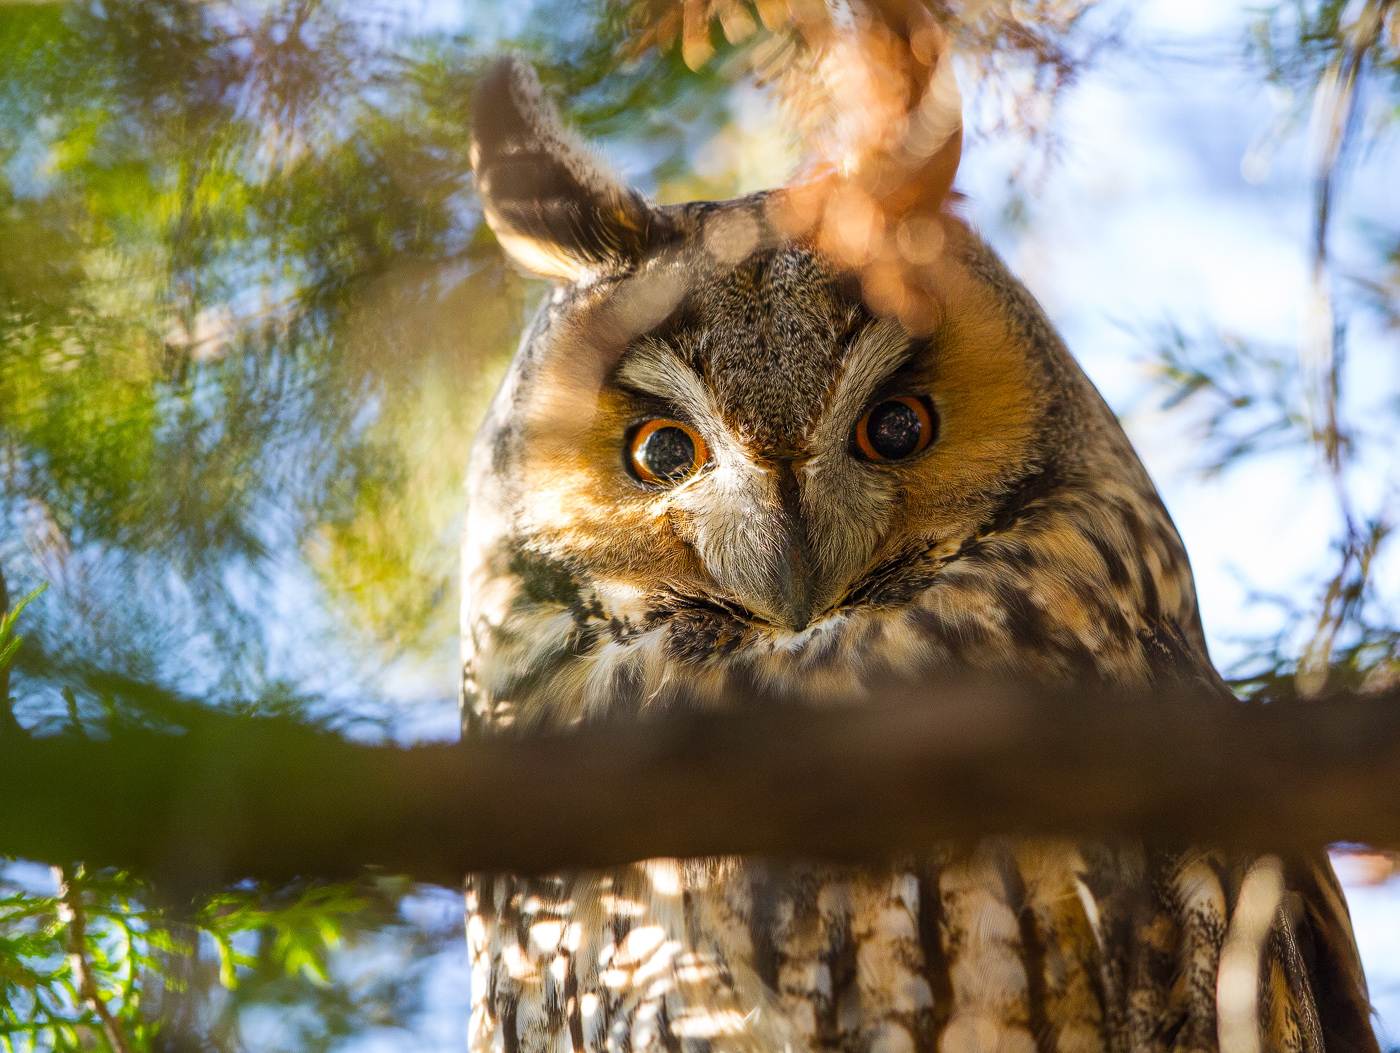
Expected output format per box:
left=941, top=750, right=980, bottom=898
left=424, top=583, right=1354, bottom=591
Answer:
left=1295, top=0, right=1396, bottom=694
left=56, top=864, right=135, bottom=1053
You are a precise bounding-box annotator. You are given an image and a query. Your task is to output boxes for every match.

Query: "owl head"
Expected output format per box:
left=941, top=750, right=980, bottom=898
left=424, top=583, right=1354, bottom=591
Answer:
left=462, top=57, right=1204, bottom=725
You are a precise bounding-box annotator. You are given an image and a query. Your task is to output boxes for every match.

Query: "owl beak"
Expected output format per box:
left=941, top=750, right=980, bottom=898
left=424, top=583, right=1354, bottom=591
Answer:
left=680, top=459, right=820, bottom=632
left=775, top=536, right=815, bottom=632
left=770, top=462, right=815, bottom=632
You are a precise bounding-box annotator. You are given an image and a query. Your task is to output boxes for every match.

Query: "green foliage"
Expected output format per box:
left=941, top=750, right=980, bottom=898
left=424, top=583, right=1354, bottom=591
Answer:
left=0, top=0, right=752, bottom=681
left=0, top=587, right=45, bottom=683
left=0, top=863, right=449, bottom=1053
left=1, top=621, right=450, bottom=1051
left=1, top=866, right=160, bottom=1052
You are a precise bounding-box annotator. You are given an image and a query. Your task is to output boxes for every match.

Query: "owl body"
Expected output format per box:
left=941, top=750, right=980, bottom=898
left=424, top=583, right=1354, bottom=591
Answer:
left=461, top=59, right=1376, bottom=1053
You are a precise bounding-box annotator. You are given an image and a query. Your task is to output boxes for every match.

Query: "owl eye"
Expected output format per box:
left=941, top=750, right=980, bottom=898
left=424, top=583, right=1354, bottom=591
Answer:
left=628, top=419, right=711, bottom=485
left=854, top=396, right=936, bottom=462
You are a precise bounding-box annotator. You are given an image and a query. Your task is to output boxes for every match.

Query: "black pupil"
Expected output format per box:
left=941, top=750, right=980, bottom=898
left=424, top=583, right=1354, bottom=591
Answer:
left=639, top=426, right=696, bottom=481
left=867, top=400, right=923, bottom=459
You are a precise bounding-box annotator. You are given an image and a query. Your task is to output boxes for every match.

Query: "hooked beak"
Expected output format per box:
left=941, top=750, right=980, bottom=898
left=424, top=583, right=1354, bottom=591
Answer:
left=773, top=460, right=817, bottom=630
left=676, top=456, right=829, bottom=633
left=739, top=460, right=817, bottom=632
left=773, top=531, right=815, bottom=631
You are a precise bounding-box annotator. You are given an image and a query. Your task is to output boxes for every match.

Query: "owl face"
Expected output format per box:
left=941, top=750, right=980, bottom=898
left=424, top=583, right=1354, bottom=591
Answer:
left=475, top=214, right=1050, bottom=636
left=464, top=59, right=1203, bottom=724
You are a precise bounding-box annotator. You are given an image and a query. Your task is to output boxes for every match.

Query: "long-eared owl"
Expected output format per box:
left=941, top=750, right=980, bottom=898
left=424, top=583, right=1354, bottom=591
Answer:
left=459, top=50, right=1377, bottom=1053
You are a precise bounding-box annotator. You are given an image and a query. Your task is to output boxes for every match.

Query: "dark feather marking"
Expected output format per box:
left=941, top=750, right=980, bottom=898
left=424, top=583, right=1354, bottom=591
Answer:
left=655, top=999, right=683, bottom=1053
left=653, top=597, right=753, bottom=664
left=1083, top=529, right=1132, bottom=590
left=818, top=913, right=857, bottom=1049
left=1121, top=513, right=1163, bottom=620
left=502, top=994, right=520, bottom=1053
left=1078, top=846, right=1140, bottom=1053
left=996, top=538, right=1042, bottom=574
left=994, top=844, right=1054, bottom=1053
left=996, top=581, right=1046, bottom=652
left=611, top=910, right=633, bottom=950
left=545, top=953, right=567, bottom=1036
left=1272, top=919, right=1324, bottom=1053
left=1100, top=606, right=1133, bottom=644
left=492, top=422, right=521, bottom=478
left=605, top=658, right=646, bottom=712
left=840, top=550, right=945, bottom=609
left=747, top=867, right=782, bottom=991
left=510, top=547, right=587, bottom=611
left=907, top=602, right=991, bottom=653
left=980, top=460, right=1063, bottom=538
left=918, top=863, right=956, bottom=1053
left=994, top=583, right=1100, bottom=684
left=564, top=958, right=585, bottom=1053
left=1136, top=618, right=1223, bottom=692
left=1132, top=850, right=1186, bottom=1051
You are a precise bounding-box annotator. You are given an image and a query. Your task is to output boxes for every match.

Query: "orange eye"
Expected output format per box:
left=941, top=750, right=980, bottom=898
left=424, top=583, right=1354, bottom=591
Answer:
left=854, top=396, right=936, bottom=462
left=628, top=419, right=710, bottom=485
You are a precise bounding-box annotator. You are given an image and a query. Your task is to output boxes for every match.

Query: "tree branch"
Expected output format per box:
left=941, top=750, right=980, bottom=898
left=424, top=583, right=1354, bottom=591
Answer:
left=4, top=682, right=1400, bottom=893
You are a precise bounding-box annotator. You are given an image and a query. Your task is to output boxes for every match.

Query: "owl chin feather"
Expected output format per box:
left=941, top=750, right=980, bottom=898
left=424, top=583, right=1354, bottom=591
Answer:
left=460, top=56, right=1378, bottom=1053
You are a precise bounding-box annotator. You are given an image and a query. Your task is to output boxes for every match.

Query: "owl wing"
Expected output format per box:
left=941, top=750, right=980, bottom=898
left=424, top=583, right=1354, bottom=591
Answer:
left=1284, top=851, right=1380, bottom=1053
left=1144, top=614, right=1379, bottom=1053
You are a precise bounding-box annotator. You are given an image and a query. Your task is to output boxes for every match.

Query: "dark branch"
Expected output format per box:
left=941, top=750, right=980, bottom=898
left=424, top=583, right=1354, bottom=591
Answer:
left=4, top=683, right=1400, bottom=894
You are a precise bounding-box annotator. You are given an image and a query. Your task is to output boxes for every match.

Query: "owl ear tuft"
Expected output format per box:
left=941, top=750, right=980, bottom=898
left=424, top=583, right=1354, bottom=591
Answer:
left=471, top=58, right=667, bottom=281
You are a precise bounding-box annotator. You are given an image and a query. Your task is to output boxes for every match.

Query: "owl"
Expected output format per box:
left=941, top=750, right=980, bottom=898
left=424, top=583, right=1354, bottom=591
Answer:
left=460, top=55, right=1378, bottom=1053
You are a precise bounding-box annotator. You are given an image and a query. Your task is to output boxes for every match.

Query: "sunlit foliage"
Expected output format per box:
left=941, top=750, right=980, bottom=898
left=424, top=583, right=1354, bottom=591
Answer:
left=0, top=862, right=460, bottom=1053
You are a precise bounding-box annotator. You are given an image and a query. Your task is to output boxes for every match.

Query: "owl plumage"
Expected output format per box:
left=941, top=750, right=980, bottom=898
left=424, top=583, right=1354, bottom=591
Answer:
left=460, top=56, right=1377, bottom=1053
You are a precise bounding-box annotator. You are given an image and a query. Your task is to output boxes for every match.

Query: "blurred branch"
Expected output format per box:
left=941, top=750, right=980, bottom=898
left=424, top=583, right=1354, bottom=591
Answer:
left=1300, top=0, right=1389, bottom=468
left=621, top=0, right=1107, bottom=331
left=1296, top=0, right=1395, bottom=693
left=1147, top=325, right=1307, bottom=474
left=5, top=683, right=1400, bottom=892
left=0, top=563, right=11, bottom=735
